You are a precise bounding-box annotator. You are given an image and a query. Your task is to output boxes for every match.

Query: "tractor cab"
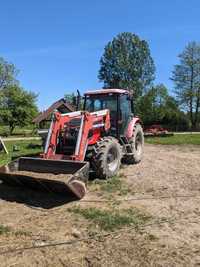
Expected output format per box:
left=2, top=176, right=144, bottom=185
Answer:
left=84, top=89, right=133, bottom=137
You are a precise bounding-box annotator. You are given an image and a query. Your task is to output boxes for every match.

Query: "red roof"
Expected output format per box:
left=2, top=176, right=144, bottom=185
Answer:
left=84, top=89, right=129, bottom=95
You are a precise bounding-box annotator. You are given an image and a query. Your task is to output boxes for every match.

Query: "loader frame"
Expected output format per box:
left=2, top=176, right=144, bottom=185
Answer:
left=42, top=109, right=111, bottom=161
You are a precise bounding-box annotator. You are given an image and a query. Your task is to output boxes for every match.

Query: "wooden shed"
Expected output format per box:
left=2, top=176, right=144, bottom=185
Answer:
left=33, top=98, right=75, bottom=128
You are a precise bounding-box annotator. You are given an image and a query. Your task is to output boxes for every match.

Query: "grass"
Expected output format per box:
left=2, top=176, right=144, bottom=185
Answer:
left=0, top=125, right=37, bottom=138
left=90, top=175, right=131, bottom=196
left=0, top=225, right=11, bottom=235
left=147, top=233, right=159, bottom=241
left=0, top=140, right=42, bottom=166
left=145, top=134, right=200, bottom=145
left=14, top=230, right=32, bottom=237
left=68, top=206, right=150, bottom=231
left=0, top=225, right=31, bottom=237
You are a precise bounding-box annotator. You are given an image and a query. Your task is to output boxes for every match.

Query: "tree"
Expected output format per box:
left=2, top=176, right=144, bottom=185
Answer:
left=65, top=92, right=76, bottom=106
left=98, top=32, right=155, bottom=98
left=171, top=42, right=200, bottom=129
left=0, top=85, right=38, bottom=134
left=65, top=90, right=83, bottom=109
left=137, top=84, right=169, bottom=124
left=0, top=57, right=18, bottom=89
left=137, top=84, right=189, bottom=130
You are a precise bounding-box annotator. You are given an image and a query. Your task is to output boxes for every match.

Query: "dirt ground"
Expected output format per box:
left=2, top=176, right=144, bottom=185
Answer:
left=0, top=144, right=200, bottom=267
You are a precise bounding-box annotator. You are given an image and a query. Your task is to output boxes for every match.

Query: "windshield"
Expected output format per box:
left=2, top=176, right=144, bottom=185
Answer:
left=84, top=94, right=117, bottom=112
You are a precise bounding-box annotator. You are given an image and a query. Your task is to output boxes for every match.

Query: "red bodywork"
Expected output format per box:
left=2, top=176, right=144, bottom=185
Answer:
left=125, top=117, right=142, bottom=139
left=42, top=89, right=142, bottom=163
left=85, top=89, right=140, bottom=140
left=42, top=110, right=110, bottom=162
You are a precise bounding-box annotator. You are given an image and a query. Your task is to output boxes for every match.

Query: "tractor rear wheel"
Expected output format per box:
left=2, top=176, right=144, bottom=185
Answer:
left=91, top=137, right=122, bottom=179
left=124, top=124, right=144, bottom=164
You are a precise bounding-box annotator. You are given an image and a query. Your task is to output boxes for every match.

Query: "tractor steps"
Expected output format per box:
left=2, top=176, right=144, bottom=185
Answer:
left=120, top=136, right=134, bottom=155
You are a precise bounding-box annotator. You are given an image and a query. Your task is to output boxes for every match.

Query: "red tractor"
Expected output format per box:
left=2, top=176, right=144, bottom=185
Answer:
left=0, top=89, right=144, bottom=199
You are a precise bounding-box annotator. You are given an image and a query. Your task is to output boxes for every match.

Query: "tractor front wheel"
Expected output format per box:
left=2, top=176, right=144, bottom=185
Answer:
left=91, top=137, right=122, bottom=179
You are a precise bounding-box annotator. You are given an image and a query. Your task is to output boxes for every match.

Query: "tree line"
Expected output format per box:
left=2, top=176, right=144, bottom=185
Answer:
left=0, top=32, right=200, bottom=134
left=99, top=33, right=200, bottom=131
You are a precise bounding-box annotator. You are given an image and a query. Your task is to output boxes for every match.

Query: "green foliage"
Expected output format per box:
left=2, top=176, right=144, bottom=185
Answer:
left=0, top=85, right=38, bottom=134
left=0, top=139, right=42, bottom=166
left=0, top=225, right=31, bottom=236
left=0, top=125, right=37, bottom=137
left=145, top=134, right=200, bottom=145
left=137, top=84, right=169, bottom=124
left=65, top=93, right=76, bottom=106
left=14, top=230, right=32, bottom=237
left=0, top=225, right=11, bottom=235
left=65, top=91, right=83, bottom=110
left=99, top=32, right=155, bottom=98
left=68, top=206, right=150, bottom=231
left=171, top=42, right=200, bottom=129
left=137, top=84, right=190, bottom=131
left=99, top=175, right=124, bottom=193
left=0, top=57, right=18, bottom=89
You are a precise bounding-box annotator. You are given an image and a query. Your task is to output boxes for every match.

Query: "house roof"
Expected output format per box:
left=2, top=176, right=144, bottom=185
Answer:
left=33, top=98, right=75, bottom=123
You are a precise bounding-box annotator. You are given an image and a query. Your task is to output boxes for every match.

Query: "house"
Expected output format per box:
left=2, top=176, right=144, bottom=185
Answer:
left=33, top=98, right=75, bottom=127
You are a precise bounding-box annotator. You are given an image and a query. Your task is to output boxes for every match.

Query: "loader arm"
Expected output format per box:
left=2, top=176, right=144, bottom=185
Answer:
left=0, top=109, right=111, bottom=200
left=43, top=109, right=111, bottom=162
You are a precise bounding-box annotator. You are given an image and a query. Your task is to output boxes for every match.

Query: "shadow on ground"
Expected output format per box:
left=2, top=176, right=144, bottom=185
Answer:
left=0, top=181, right=77, bottom=209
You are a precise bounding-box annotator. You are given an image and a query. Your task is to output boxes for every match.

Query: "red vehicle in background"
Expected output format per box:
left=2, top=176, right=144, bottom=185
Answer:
left=144, top=124, right=169, bottom=136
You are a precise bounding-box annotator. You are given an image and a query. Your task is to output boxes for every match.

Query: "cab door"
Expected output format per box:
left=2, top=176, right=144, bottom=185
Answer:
left=119, top=94, right=132, bottom=135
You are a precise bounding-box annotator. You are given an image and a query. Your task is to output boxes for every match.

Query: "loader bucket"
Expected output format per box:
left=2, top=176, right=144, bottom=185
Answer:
left=0, top=157, right=89, bottom=199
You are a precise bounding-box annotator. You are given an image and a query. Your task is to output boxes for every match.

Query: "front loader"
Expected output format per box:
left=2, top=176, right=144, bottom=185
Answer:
left=0, top=89, right=144, bottom=199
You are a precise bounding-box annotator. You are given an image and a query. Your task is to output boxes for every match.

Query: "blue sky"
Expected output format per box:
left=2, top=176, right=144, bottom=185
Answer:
left=0, top=0, right=200, bottom=110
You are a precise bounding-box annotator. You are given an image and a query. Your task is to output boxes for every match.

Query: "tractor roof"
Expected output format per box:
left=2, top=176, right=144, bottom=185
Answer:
left=84, top=89, right=129, bottom=96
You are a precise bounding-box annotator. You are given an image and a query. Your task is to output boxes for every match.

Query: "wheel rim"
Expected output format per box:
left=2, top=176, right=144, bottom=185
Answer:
left=107, top=147, right=119, bottom=172
left=135, top=133, right=142, bottom=156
